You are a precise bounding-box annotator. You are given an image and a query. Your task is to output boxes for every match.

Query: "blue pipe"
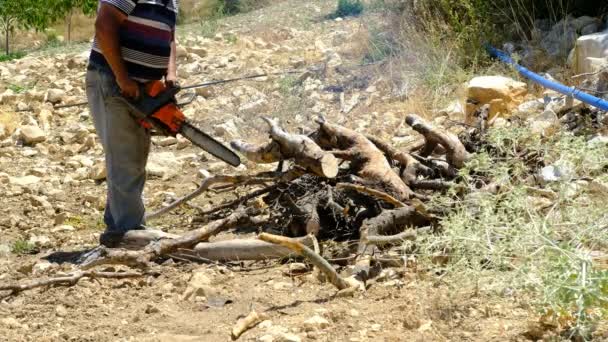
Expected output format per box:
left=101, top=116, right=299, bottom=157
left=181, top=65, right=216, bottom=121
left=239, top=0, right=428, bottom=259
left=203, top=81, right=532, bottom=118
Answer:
left=485, top=44, right=608, bottom=112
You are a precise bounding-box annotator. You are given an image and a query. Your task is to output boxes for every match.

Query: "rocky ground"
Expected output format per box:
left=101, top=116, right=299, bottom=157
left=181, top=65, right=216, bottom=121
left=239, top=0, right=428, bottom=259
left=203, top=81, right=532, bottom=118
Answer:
left=1, top=1, right=607, bottom=341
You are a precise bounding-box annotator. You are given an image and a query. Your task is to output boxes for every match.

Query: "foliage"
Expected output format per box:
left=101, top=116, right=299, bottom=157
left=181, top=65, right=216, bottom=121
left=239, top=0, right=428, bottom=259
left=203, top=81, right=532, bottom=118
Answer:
left=363, top=28, right=398, bottom=63
left=332, top=0, right=364, bottom=18
left=395, top=0, right=608, bottom=66
left=11, top=239, right=36, bottom=255
left=417, top=126, right=608, bottom=338
left=0, top=50, right=25, bottom=62
left=0, top=0, right=94, bottom=54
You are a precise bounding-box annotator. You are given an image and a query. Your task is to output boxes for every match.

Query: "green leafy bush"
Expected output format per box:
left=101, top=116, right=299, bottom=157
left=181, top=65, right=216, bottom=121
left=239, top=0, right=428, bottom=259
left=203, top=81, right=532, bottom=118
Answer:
left=333, top=0, right=364, bottom=18
left=0, top=51, right=26, bottom=62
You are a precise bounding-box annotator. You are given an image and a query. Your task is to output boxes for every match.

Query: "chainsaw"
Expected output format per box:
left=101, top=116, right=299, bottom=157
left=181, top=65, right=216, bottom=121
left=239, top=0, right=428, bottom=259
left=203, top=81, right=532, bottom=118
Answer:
left=120, top=80, right=241, bottom=167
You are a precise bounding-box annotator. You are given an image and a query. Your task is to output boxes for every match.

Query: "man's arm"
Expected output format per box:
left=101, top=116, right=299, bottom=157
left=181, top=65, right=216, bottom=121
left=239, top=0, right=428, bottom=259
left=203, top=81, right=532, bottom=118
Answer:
left=95, top=3, right=139, bottom=98
left=166, top=32, right=178, bottom=87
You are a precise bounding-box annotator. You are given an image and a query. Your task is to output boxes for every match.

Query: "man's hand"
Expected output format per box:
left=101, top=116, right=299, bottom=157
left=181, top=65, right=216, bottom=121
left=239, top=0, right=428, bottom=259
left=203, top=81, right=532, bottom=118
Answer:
left=117, top=76, right=140, bottom=98
left=165, top=74, right=179, bottom=88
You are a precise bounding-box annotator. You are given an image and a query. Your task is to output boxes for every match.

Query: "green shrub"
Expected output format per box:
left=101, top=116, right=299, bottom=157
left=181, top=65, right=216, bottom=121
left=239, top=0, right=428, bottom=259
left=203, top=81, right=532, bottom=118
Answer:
left=11, top=239, right=36, bottom=255
left=333, top=0, right=364, bottom=18
left=0, top=51, right=26, bottom=62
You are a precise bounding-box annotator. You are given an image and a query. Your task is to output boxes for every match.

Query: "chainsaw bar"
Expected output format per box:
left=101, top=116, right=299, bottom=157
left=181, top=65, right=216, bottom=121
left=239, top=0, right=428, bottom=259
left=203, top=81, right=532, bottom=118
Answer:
left=180, top=121, right=241, bottom=167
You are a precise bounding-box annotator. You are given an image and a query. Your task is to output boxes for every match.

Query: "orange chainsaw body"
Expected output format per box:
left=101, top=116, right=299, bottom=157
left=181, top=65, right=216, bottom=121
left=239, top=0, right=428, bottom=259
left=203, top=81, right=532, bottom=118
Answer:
left=138, top=80, right=185, bottom=135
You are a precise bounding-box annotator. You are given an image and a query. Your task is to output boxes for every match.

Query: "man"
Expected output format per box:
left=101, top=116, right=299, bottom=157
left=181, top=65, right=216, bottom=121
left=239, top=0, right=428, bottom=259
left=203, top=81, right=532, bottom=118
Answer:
left=86, top=0, right=179, bottom=247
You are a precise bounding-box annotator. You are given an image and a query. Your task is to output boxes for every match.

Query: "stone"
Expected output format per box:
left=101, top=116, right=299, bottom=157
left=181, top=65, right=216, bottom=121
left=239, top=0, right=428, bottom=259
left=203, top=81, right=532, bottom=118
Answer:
left=188, top=46, right=208, bottom=58
left=0, top=244, right=10, bottom=257
left=20, top=125, right=46, bottom=145
left=437, top=101, right=465, bottom=118
left=156, top=136, right=178, bottom=147
left=45, top=88, right=66, bottom=104
left=51, top=225, right=76, bottom=233
left=276, top=333, right=302, bottom=342
left=539, top=163, right=575, bottom=183
left=28, top=235, right=52, bottom=248
left=303, top=315, right=330, bottom=331
left=181, top=270, right=215, bottom=301
left=32, top=260, right=54, bottom=275
left=9, top=175, right=41, bottom=186
left=213, top=119, right=239, bottom=139
left=147, top=152, right=181, bottom=180
left=55, top=305, right=68, bottom=317
left=1, top=317, right=24, bottom=329
left=541, top=20, right=578, bottom=59
left=197, top=169, right=212, bottom=179
left=89, top=162, right=107, bottom=181
left=530, top=110, right=559, bottom=135
left=282, top=263, right=308, bottom=275
left=195, top=87, right=215, bottom=98
left=176, top=45, right=188, bottom=58
left=0, top=89, right=16, bottom=105
left=258, top=335, right=274, bottom=342
left=572, top=30, right=608, bottom=74
left=465, top=76, right=527, bottom=122
left=0, top=123, right=7, bottom=140
left=38, top=108, right=53, bottom=131
left=30, top=195, right=54, bottom=215
left=517, top=99, right=545, bottom=113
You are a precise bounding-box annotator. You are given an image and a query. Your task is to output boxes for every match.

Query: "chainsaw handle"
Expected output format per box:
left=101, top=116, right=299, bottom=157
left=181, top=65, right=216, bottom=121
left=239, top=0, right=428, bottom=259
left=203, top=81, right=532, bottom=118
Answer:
left=126, top=82, right=181, bottom=117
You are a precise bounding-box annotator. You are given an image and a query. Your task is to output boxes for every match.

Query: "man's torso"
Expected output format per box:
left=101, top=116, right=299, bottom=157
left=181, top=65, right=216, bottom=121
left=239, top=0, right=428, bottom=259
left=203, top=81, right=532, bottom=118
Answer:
left=89, top=0, right=179, bottom=82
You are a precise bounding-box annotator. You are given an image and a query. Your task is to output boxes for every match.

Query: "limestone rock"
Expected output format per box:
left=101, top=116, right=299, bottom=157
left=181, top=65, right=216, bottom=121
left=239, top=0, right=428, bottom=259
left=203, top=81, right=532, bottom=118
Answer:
left=188, top=46, right=208, bottom=58
left=155, top=136, right=178, bottom=147
left=28, top=235, right=52, bottom=248
left=45, top=88, right=66, bottom=104
left=0, top=123, right=7, bottom=140
left=9, top=175, right=41, bottom=187
left=302, top=315, right=330, bottom=331
left=437, top=100, right=465, bottom=118
left=181, top=270, right=215, bottom=301
left=466, top=76, right=527, bottom=122
left=147, top=152, right=181, bottom=180
left=20, top=125, right=46, bottom=145
left=89, top=162, right=107, bottom=181
left=541, top=20, right=578, bottom=59
left=572, top=30, right=608, bottom=74
left=213, top=119, right=240, bottom=139
left=530, top=110, right=559, bottom=135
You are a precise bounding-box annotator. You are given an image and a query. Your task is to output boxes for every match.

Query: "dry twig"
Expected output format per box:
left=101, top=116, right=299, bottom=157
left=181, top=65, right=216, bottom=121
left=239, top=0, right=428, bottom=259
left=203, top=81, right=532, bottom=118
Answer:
left=258, top=233, right=349, bottom=290
left=0, top=271, right=142, bottom=296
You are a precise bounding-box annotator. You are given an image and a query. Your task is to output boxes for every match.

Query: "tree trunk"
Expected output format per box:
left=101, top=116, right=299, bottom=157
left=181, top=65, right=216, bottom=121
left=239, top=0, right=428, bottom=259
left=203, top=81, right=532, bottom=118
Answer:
left=4, top=21, right=9, bottom=55
left=67, top=10, right=73, bottom=43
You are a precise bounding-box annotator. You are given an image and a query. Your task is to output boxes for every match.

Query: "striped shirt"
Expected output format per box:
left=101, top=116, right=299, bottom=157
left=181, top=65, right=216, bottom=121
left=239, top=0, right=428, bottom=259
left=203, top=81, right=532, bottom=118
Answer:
left=89, top=0, right=179, bottom=82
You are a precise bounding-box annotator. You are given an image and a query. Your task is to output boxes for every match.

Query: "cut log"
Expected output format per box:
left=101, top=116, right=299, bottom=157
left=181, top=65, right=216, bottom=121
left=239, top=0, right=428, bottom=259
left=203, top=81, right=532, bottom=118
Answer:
left=232, top=118, right=339, bottom=178
left=405, top=114, right=470, bottom=168
left=176, top=237, right=316, bottom=261
left=315, top=118, right=413, bottom=200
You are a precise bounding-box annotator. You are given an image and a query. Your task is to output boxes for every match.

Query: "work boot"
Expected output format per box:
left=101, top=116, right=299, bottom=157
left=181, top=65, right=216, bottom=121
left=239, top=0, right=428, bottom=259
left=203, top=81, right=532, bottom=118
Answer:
left=99, top=226, right=146, bottom=248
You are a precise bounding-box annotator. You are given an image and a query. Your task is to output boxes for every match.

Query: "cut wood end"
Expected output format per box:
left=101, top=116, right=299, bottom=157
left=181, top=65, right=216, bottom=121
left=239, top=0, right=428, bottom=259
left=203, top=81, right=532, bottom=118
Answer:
left=320, top=153, right=339, bottom=178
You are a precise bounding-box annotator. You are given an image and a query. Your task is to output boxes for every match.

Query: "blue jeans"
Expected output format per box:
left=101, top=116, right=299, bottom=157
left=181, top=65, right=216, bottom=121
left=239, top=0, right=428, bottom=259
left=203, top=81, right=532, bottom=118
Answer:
left=85, top=68, right=151, bottom=233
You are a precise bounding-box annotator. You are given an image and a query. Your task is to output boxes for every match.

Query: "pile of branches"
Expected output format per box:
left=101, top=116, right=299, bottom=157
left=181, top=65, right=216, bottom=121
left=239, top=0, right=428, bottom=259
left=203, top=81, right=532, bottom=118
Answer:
left=1, top=114, right=473, bottom=296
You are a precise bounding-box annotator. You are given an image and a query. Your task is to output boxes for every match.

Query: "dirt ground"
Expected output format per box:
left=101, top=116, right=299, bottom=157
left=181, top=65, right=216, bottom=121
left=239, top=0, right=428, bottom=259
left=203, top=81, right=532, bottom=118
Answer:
left=0, top=1, right=546, bottom=341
